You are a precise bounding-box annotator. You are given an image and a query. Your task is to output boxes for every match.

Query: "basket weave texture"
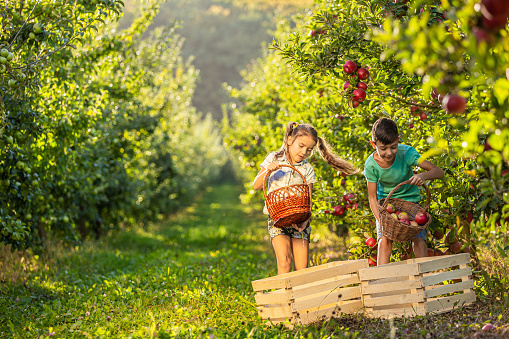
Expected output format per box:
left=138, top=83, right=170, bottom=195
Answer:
left=263, top=164, right=311, bottom=228
left=378, top=180, right=432, bottom=242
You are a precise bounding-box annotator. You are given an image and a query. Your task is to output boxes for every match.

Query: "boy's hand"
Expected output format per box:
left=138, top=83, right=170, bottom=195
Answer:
left=409, top=174, right=425, bottom=186
left=292, top=219, right=309, bottom=232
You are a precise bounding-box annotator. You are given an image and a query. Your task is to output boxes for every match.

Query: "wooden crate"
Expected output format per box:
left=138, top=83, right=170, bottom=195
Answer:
left=251, top=259, right=368, bottom=326
left=358, top=253, right=476, bottom=318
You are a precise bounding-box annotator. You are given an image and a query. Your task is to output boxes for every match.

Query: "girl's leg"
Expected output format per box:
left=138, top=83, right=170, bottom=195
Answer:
left=271, top=234, right=293, bottom=275
left=291, top=238, right=309, bottom=270
left=412, top=237, right=427, bottom=258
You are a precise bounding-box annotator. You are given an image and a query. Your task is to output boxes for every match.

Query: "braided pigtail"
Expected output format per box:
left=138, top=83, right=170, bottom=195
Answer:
left=317, top=137, right=358, bottom=175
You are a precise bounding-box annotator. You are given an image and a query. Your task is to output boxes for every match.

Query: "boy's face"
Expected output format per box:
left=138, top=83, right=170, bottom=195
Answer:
left=370, top=140, right=398, bottom=163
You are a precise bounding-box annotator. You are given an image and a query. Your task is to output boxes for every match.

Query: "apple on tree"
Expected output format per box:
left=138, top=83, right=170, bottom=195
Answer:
left=366, top=237, right=377, bottom=248
left=343, top=60, right=357, bottom=74
left=442, top=94, right=467, bottom=114
left=357, top=67, right=369, bottom=80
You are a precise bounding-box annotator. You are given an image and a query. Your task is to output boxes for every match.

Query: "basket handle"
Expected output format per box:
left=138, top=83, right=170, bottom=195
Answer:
left=262, top=164, right=308, bottom=201
left=381, top=179, right=431, bottom=212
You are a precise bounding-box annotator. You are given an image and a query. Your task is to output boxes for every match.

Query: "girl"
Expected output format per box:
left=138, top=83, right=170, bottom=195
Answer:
left=253, top=122, right=357, bottom=275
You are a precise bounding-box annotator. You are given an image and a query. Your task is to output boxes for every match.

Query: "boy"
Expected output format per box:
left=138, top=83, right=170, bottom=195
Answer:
left=364, top=117, right=444, bottom=265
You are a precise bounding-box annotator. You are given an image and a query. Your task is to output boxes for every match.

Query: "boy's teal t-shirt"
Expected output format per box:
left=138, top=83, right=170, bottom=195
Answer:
left=364, top=144, right=421, bottom=202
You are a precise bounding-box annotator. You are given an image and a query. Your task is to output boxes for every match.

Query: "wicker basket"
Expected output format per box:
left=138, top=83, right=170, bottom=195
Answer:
left=378, top=179, right=432, bottom=242
left=263, top=164, right=311, bottom=228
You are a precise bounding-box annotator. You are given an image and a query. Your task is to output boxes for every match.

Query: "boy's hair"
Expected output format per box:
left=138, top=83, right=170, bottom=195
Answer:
left=372, top=117, right=399, bottom=145
left=275, top=121, right=357, bottom=175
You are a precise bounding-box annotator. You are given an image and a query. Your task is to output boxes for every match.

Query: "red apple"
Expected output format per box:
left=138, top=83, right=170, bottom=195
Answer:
left=482, top=14, right=508, bottom=32
left=466, top=211, right=473, bottom=224
left=419, top=112, right=428, bottom=121
left=366, top=237, right=377, bottom=248
left=434, top=249, right=444, bottom=256
left=482, top=323, right=495, bottom=331
left=482, top=0, right=509, bottom=16
left=414, top=212, right=428, bottom=225
left=442, top=94, right=467, bottom=114
left=434, top=229, right=444, bottom=240
left=386, top=203, right=395, bottom=213
left=309, top=30, right=317, bottom=37
left=445, top=229, right=458, bottom=244
left=324, top=210, right=330, bottom=214
left=462, top=245, right=470, bottom=253
left=343, top=60, right=357, bottom=74
left=357, top=67, right=369, bottom=80
left=343, top=81, right=350, bottom=90
left=357, top=82, right=368, bottom=90
left=390, top=213, right=398, bottom=220
left=427, top=248, right=434, bottom=257
left=443, top=248, right=452, bottom=255
left=450, top=241, right=462, bottom=253
left=368, top=258, right=377, bottom=266
left=398, top=212, right=409, bottom=220
left=333, top=205, right=345, bottom=216
left=410, top=220, right=419, bottom=227
left=353, top=88, right=366, bottom=102
left=351, top=99, right=360, bottom=108
left=410, top=106, right=420, bottom=116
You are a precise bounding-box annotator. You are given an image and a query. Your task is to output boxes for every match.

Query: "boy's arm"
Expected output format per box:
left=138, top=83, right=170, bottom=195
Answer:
left=408, top=160, right=444, bottom=186
left=367, top=181, right=380, bottom=222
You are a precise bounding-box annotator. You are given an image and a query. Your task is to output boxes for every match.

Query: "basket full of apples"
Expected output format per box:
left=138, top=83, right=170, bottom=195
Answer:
left=377, top=180, right=432, bottom=242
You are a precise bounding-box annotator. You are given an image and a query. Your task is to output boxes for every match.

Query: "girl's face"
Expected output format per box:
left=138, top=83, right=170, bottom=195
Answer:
left=287, top=134, right=316, bottom=163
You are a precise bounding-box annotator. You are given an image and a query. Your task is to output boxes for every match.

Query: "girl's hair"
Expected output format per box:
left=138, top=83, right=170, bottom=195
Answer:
left=372, top=117, right=399, bottom=145
left=274, top=122, right=357, bottom=175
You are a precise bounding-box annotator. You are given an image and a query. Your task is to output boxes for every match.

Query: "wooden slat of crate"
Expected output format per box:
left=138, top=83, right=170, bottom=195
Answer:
left=257, top=304, right=292, bottom=319
left=362, top=278, right=423, bottom=295
left=424, top=280, right=474, bottom=299
left=363, top=290, right=425, bottom=308
left=285, top=260, right=368, bottom=288
left=365, top=304, right=427, bottom=318
left=291, top=286, right=361, bottom=312
left=289, top=274, right=359, bottom=300
left=252, top=277, right=288, bottom=291
left=295, top=299, right=363, bottom=325
left=418, top=253, right=470, bottom=273
left=254, top=289, right=288, bottom=305
left=421, top=267, right=472, bottom=287
left=358, top=263, right=420, bottom=281
left=425, top=291, right=476, bottom=314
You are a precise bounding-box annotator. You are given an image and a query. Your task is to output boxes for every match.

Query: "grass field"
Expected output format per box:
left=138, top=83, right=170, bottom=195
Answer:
left=1, top=182, right=508, bottom=338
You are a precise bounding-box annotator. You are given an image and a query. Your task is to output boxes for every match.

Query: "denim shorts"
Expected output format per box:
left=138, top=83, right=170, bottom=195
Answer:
left=376, top=220, right=426, bottom=242
left=267, top=217, right=311, bottom=242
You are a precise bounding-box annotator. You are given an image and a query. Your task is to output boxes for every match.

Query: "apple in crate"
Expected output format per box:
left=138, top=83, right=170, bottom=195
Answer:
left=414, top=212, right=428, bottom=225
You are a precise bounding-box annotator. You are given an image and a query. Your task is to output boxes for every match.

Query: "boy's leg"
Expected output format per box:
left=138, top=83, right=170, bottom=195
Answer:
left=377, top=236, right=393, bottom=265
left=272, top=235, right=293, bottom=274
left=376, top=220, right=392, bottom=265
left=291, top=238, right=309, bottom=270
left=412, top=229, right=427, bottom=258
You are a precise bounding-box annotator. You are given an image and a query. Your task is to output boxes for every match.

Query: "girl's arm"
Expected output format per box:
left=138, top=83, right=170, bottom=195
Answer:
left=367, top=181, right=380, bottom=222
left=253, top=160, right=280, bottom=190
left=408, top=160, right=444, bottom=186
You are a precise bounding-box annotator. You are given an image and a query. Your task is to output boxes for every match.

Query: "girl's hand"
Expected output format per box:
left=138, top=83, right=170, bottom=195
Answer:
left=265, top=160, right=281, bottom=172
left=409, top=174, right=425, bottom=186
left=292, top=219, right=309, bottom=232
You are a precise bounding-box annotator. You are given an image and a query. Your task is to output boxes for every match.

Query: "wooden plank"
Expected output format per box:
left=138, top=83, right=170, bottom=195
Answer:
left=365, top=304, right=426, bottom=318
left=421, top=267, right=472, bottom=287
left=287, top=260, right=368, bottom=288
left=257, top=305, right=292, bottom=319
left=252, top=278, right=288, bottom=292
left=291, top=286, right=361, bottom=312
left=254, top=289, right=289, bottom=305
left=359, top=263, right=419, bottom=281
left=363, top=290, right=425, bottom=307
left=418, top=253, right=470, bottom=273
left=289, top=274, right=359, bottom=299
left=295, top=300, right=363, bottom=325
left=425, top=291, right=476, bottom=314
left=424, top=280, right=474, bottom=299
left=362, top=278, right=422, bottom=295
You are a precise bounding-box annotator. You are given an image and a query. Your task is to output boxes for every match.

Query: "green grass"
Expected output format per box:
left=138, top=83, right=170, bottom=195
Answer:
left=1, top=182, right=508, bottom=338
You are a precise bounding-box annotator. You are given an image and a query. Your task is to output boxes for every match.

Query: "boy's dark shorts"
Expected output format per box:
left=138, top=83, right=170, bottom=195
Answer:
left=267, top=217, right=311, bottom=242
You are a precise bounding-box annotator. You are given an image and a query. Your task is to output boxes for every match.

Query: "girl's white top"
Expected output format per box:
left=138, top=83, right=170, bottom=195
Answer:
left=259, top=152, right=317, bottom=215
